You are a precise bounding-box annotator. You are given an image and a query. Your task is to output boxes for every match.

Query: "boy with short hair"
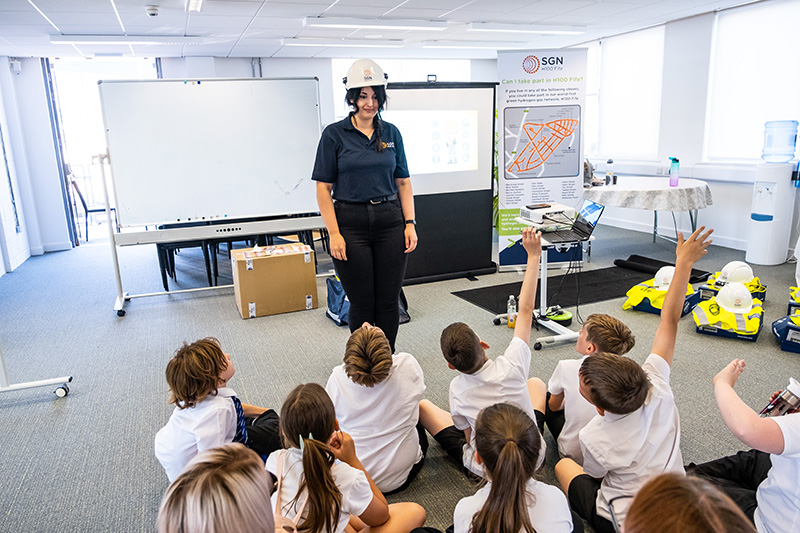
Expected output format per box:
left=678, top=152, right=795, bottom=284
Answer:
left=546, top=313, right=636, bottom=464
left=154, top=337, right=281, bottom=482
left=420, top=227, right=548, bottom=476
left=326, top=322, right=427, bottom=493
left=555, top=226, right=713, bottom=533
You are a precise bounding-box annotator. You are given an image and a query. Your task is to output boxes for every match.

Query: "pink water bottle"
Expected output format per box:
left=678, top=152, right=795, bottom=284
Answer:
left=669, top=157, right=680, bottom=187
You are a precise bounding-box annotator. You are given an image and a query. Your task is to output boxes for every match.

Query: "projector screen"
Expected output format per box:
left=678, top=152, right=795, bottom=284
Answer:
left=383, top=84, right=495, bottom=196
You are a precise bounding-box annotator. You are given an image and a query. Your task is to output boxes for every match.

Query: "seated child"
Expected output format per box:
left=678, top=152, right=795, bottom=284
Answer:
left=267, top=383, right=426, bottom=533
left=624, top=473, right=755, bottom=533
left=154, top=337, right=281, bottom=482
left=420, top=227, right=548, bottom=477
left=157, top=443, right=275, bottom=533
left=555, top=226, right=714, bottom=533
left=546, top=313, right=635, bottom=464
left=453, top=403, right=575, bottom=533
left=687, top=359, right=800, bottom=532
left=326, top=322, right=427, bottom=493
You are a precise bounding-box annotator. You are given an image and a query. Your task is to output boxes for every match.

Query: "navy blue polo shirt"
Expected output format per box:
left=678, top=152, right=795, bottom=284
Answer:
left=312, top=114, right=410, bottom=202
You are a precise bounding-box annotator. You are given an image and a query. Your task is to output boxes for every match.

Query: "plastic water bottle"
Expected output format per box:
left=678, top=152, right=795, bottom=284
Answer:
left=669, top=157, right=680, bottom=187
left=762, top=120, right=798, bottom=163
left=605, top=159, right=614, bottom=185
left=507, top=295, right=517, bottom=328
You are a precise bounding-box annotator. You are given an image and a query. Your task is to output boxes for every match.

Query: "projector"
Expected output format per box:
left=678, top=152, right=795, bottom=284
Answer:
left=519, top=203, right=575, bottom=224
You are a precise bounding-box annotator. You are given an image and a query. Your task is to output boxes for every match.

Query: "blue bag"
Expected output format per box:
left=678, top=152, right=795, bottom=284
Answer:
left=326, top=277, right=350, bottom=326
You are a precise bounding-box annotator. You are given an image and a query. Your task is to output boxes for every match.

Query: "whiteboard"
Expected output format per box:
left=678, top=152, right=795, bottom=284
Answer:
left=98, top=78, right=321, bottom=227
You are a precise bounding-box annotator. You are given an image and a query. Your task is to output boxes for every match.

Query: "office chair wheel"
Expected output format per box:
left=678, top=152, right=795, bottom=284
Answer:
left=117, top=309, right=126, bottom=317
left=55, top=384, right=69, bottom=398
left=534, top=342, right=543, bottom=351
left=493, top=317, right=501, bottom=325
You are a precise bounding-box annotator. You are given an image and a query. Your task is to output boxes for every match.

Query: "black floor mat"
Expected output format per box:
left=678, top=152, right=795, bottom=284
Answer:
left=613, top=254, right=712, bottom=284
left=453, top=266, right=653, bottom=315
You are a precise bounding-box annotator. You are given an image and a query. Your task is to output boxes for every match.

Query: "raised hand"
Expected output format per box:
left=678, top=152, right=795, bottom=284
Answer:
left=676, top=226, right=713, bottom=265
left=713, top=359, right=746, bottom=389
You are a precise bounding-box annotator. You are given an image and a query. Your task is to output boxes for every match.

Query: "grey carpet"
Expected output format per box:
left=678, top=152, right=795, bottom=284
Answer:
left=0, top=223, right=798, bottom=532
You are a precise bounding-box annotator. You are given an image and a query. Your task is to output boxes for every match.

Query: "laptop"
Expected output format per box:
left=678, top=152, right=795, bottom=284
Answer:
left=542, top=199, right=605, bottom=243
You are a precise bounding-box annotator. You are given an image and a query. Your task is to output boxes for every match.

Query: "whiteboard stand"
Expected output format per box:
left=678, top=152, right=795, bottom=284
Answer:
left=98, top=153, right=325, bottom=316
left=0, top=337, right=72, bottom=398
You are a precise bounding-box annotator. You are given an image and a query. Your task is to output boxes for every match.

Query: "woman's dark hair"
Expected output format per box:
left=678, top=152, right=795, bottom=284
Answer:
left=471, top=403, right=542, bottom=533
left=279, top=383, right=342, bottom=533
left=345, top=85, right=387, bottom=153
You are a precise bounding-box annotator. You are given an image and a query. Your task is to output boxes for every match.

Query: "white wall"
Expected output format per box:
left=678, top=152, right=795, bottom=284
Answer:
left=10, top=58, right=70, bottom=254
left=0, top=57, right=32, bottom=273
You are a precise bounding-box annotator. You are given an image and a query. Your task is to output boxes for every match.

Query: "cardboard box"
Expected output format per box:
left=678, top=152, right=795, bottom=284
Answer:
left=232, top=244, right=318, bottom=319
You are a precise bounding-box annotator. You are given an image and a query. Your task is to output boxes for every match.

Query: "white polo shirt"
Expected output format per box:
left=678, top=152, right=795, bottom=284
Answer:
left=266, top=448, right=373, bottom=533
left=579, top=353, right=684, bottom=525
left=449, top=336, right=545, bottom=475
left=548, top=355, right=598, bottom=464
left=453, top=478, right=573, bottom=533
left=325, top=352, right=426, bottom=492
left=755, top=413, right=800, bottom=533
left=154, top=386, right=237, bottom=482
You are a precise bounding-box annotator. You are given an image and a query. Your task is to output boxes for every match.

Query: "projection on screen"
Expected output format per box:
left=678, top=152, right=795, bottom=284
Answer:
left=504, top=104, right=581, bottom=179
left=381, top=110, right=478, bottom=175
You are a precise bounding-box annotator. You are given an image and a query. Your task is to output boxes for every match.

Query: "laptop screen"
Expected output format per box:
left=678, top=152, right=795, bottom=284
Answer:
left=574, top=199, right=605, bottom=233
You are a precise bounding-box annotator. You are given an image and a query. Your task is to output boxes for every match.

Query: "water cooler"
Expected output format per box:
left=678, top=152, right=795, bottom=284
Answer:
left=745, top=121, right=798, bottom=266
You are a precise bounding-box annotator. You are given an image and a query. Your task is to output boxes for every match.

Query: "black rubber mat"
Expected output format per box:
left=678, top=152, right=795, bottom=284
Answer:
left=613, top=254, right=711, bottom=284
left=453, top=266, right=653, bottom=315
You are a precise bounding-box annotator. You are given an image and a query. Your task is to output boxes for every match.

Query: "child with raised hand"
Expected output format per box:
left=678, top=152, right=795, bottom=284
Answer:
left=326, top=323, right=426, bottom=493
left=687, top=359, right=800, bottom=531
left=267, top=383, right=426, bottom=533
left=420, top=227, right=548, bottom=477
left=154, top=337, right=281, bottom=482
left=555, top=226, right=713, bottom=533
left=546, top=313, right=635, bottom=464
left=157, top=443, right=275, bottom=533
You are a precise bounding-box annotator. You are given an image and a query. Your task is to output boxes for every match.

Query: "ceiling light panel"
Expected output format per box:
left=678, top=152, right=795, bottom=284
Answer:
left=304, top=17, right=447, bottom=31
left=466, top=22, right=584, bottom=34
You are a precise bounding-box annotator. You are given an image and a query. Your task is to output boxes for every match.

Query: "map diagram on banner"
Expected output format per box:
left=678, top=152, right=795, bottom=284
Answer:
left=504, top=105, right=581, bottom=179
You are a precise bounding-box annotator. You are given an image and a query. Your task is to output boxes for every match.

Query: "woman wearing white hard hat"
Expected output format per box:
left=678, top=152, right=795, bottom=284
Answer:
left=312, top=59, right=417, bottom=352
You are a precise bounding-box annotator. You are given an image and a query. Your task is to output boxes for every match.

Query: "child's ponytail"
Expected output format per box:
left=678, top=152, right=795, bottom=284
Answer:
left=471, top=403, right=541, bottom=533
left=279, top=384, right=342, bottom=533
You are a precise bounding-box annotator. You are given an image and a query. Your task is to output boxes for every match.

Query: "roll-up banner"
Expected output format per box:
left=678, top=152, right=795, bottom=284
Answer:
left=497, top=49, right=587, bottom=269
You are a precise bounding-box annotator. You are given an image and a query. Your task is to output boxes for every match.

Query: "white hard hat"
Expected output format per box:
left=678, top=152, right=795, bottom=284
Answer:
left=716, top=282, right=753, bottom=314
left=343, top=59, right=388, bottom=90
left=717, top=261, right=754, bottom=286
left=654, top=266, right=675, bottom=290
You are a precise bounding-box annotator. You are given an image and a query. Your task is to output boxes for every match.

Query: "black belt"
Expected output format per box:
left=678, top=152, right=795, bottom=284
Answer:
left=336, top=193, right=397, bottom=205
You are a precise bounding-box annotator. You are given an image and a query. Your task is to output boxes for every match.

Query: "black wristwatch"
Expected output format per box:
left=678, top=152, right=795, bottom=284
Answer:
left=405, top=219, right=416, bottom=226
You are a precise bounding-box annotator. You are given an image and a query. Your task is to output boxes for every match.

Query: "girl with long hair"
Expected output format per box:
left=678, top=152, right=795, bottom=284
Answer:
left=453, top=403, right=573, bottom=533
left=266, top=383, right=425, bottom=533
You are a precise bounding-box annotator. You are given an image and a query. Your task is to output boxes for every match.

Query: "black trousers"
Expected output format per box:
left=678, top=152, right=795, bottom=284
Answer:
left=333, top=199, right=407, bottom=352
left=687, top=448, right=772, bottom=522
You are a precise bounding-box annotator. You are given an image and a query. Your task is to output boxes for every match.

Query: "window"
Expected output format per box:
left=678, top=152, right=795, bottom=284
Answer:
left=706, top=0, right=800, bottom=160
left=597, top=26, right=665, bottom=161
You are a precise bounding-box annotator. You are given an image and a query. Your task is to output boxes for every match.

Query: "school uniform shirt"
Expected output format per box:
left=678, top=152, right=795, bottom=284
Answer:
left=266, top=448, right=374, bottom=533
left=755, top=412, right=800, bottom=533
left=548, top=355, right=598, bottom=464
left=154, top=386, right=237, bottom=482
left=453, top=478, right=573, bottom=533
left=325, top=352, right=426, bottom=492
left=311, top=115, right=409, bottom=202
left=449, top=336, right=545, bottom=476
left=579, top=353, right=684, bottom=525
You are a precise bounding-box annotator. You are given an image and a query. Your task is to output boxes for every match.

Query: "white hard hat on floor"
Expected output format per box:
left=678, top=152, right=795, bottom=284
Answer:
left=654, top=266, right=675, bottom=290
left=716, top=282, right=753, bottom=314
left=343, top=59, right=388, bottom=90
left=717, top=261, right=754, bottom=286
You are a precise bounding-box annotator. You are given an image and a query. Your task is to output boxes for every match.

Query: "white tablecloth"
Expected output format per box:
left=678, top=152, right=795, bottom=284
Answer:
left=583, top=176, right=713, bottom=211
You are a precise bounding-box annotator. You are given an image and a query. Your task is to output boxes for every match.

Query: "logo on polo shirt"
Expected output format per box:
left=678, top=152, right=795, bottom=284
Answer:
left=382, top=141, right=395, bottom=149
